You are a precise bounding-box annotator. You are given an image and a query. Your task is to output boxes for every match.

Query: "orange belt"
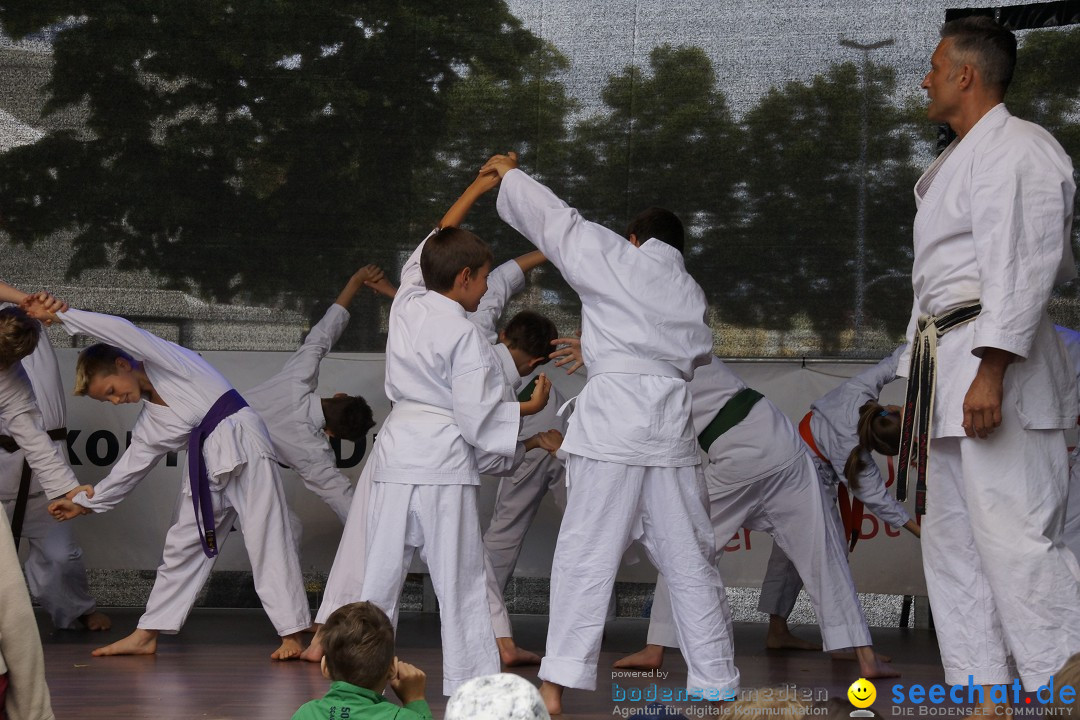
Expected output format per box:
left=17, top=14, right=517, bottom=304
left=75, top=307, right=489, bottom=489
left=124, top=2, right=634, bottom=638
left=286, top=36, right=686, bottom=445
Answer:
left=799, top=412, right=863, bottom=552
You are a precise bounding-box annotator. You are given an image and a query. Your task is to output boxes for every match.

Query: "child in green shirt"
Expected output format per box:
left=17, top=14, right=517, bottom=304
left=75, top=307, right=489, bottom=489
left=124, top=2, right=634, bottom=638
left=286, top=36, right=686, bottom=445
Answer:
left=292, top=602, right=431, bottom=720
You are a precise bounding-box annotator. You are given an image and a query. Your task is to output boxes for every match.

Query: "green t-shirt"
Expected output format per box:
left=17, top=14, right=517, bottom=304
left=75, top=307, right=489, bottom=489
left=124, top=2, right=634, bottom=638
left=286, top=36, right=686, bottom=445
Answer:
left=291, top=681, right=432, bottom=720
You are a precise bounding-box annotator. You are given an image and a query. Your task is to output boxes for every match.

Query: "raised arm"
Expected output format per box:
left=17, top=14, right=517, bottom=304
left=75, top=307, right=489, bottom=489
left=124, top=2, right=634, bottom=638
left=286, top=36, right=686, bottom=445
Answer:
left=335, top=264, right=386, bottom=309
left=439, top=167, right=504, bottom=229
left=0, top=280, right=28, bottom=305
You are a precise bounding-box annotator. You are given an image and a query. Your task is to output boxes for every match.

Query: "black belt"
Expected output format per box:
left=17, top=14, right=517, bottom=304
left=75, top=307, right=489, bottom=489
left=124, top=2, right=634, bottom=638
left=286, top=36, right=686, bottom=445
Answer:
left=896, top=303, right=981, bottom=515
left=0, top=427, right=68, bottom=549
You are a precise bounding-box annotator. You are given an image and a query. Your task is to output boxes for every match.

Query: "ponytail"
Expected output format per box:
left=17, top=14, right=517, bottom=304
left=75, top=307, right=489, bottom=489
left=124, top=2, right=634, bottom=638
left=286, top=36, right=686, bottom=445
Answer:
left=843, top=401, right=902, bottom=490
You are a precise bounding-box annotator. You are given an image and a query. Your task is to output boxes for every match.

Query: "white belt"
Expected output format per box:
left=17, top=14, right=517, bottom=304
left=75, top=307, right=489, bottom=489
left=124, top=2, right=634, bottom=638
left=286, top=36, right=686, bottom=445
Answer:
left=588, top=358, right=687, bottom=381
left=391, top=399, right=456, bottom=421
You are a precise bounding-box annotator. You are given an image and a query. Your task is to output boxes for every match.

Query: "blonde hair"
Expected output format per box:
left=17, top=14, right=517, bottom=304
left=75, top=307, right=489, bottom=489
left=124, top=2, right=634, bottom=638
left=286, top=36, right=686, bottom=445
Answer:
left=0, top=307, right=39, bottom=370
left=843, top=401, right=901, bottom=491
left=74, top=343, right=135, bottom=396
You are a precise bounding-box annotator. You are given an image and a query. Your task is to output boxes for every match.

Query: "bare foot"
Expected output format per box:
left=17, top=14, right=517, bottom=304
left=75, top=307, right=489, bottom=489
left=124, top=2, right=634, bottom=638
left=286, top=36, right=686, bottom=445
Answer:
left=299, top=629, right=324, bottom=663
left=833, top=648, right=893, bottom=664
left=613, top=644, right=664, bottom=670
left=539, top=681, right=563, bottom=715
left=765, top=626, right=821, bottom=651
left=497, top=637, right=541, bottom=666
left=853, top=647, right=900, bottom=679
left=78, top=611, right=112, bottom=632
left=271, top=633, right=304, bottom=661
left=92, top=629, right=158, bottom=657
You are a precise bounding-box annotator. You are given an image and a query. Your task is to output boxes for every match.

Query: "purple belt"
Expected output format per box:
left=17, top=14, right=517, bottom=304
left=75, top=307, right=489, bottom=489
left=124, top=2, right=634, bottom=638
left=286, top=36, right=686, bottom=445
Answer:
left=188, top=389, right=248, bottom=558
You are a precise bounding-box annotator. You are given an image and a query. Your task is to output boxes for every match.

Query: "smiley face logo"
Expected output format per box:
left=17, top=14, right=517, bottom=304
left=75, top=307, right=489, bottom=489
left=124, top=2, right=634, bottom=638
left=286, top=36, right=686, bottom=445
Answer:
left=847, top=678, right=876, bottom=709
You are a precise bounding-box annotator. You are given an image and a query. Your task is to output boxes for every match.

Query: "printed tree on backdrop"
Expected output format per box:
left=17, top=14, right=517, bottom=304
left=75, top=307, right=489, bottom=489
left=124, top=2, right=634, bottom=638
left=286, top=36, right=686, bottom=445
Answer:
left=0, top=1, right=566, bottom=348
left=563, top=44, right=744, bottom=257
left=729, top=62, right=921, bottom=354
left=411, top=41, right=577, bottom=264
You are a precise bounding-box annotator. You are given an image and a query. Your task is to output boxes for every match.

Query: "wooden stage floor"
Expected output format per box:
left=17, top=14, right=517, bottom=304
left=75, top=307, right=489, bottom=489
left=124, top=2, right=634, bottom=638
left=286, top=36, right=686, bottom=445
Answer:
left=38, top=609, right=955, bottom=719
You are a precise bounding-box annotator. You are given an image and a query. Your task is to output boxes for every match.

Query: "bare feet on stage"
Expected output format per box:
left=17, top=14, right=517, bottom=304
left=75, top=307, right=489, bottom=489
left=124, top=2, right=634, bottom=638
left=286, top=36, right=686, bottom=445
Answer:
left=92, top=628, right=158, bottom=656
left=299, top=628, right=325, bottom=663
left=765, top=616, right=821, bottom=651
left=613, top=643, right=664, bottom=670
left=271, top=633, right=304, bottom=661
left=851, top=647, right=900, bottom=679
left=539, top=680, right=564, bottom=715
left=497, top=637, right=541, bottom=666
left=78, top=610, right=112, bottom=632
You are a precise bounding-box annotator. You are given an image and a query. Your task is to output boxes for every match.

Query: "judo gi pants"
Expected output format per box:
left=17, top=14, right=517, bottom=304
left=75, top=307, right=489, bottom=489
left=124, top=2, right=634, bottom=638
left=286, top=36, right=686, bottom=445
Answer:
left=756, top=456, right=852, bottom=621
left=483, top=451, right=566, bottom=594
left=540, top=456, right=738, bottom=694
left=0, top=505, right=54, bottom=720
left=649, top=455, right=870, bottom=653
left=923, top=425, right=1080, bottom=689
left=138, top=456, right=311, bottom=637
left=316, top=461, right=374, bottom=625
left=360, top=482, right=499, bottom=696
left=2, top=493, right=96, bottom=629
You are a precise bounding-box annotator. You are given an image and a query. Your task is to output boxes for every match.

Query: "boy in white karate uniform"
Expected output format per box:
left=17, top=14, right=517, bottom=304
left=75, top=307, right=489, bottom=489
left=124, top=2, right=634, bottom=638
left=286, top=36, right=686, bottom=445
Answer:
left=485, top=153, right=736, bottom=714
left=118, top=265, right=381, bottom=659
left=759, top=344, right=919, bottom=650
left=0, top=284, right=91, bottom=720
left=0, top=306, right=109, bottom=632
left=355, top=170, right=552, bottom=696
left=37, top=301, right=311, bottom=661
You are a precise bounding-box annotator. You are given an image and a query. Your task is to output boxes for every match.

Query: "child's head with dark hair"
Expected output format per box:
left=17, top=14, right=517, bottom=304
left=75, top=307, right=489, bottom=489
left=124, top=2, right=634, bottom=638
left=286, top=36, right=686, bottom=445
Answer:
left=500, top=311, right=558, bottom=374
left=0, top=306, right=39, bottom=370
left=320, top=601, right=396, bottom=690
left=321, top=394, right=375, bottom=442
left=626, top=207, right=685, bottom=254
left=421, top=226, right=494, bottom=294
left=843, top=400, right=901, bottom=490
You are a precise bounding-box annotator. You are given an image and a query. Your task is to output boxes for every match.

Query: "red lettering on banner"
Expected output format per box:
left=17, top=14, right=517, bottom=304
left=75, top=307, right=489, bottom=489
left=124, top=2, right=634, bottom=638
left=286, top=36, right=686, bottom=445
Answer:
left=724, top=528, right=752, bottom=552
left=884, top=524, right=900, bottom=538
left=858, top=514, right=879, bottom=540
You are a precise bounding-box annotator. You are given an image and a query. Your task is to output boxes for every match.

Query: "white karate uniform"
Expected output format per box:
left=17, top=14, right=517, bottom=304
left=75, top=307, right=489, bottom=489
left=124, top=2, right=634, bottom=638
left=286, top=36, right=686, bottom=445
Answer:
left=60, top=309, right=310, bottom=637
left=357, top=233, right=520, bottom=696
left=0, top=360, right=78, bottom=720
left=1054, top=327, right=1080, bottom=563
left=901, top=104, right=1080, bottom=689
left=645, top=357, right=872, bottom=653
left=758, top=345, right=911, bottom=619
left=497, top=169, right=736, bottom=694
left=246, top=303, right=356, bottom=523
left=0, top=325, right=97, bottom=629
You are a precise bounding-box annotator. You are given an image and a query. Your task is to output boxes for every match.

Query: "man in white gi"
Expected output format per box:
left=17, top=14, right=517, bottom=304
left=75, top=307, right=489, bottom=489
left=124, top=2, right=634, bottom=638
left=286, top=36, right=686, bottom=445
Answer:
left=900, top=16, right=1080, bottom=710
left=1054, top=326, right=1080, bottom=563
left=1, top=306, right=110, bottom=632
left=36, top=301, right=312, bottom=661
left=355, top=170, right=552, bottom=696
left=484, top=153, right=736, bottom=714
left=759, top=345, right=918, bottom=651
left=0, top=282, right=90, bottom=720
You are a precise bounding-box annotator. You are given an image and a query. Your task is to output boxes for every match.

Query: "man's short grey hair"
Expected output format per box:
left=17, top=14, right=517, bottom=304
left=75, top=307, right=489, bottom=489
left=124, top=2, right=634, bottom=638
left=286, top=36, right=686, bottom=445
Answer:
left=941, top=15, right=1017, bottom=94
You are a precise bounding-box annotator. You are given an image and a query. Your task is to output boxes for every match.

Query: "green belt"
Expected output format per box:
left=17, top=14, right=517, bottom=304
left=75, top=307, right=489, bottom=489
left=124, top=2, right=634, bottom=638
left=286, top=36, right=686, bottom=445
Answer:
left=517, top=378, right=537, bottom=402
left=697, top=387, right=764, bottom=452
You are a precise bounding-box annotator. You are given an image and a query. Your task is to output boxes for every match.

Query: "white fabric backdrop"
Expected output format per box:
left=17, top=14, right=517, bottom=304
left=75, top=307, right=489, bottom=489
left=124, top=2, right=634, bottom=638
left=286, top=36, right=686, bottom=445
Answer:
left=46, top=350, right=927, bottom=594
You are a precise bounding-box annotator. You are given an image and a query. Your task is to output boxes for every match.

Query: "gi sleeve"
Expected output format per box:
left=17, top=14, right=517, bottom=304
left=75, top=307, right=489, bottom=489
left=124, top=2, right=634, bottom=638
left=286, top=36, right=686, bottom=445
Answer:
left=469, top=259, right=525, bottom=344
left=0, top=365, right=78, bottom=499
left=279, top=303, right=350, bottom=393
left=970, top=145, right=1075, bottom=360
left=57, top=309, right=196, bottom=381
left=450, top=334, right=521, bottom=459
